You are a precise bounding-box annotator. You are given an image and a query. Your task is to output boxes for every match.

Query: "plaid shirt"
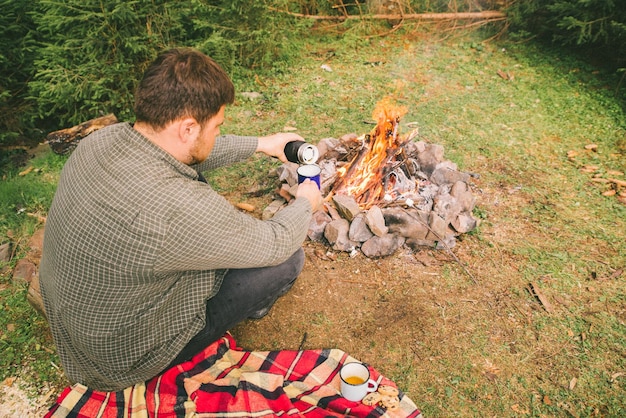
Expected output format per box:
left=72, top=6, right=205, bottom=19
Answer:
left=40, top=123, right=312, bottom=391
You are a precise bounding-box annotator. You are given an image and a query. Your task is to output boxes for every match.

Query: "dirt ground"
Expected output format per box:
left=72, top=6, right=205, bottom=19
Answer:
left=229, top=165, right=625, bottom=415
left=231, top=176, right=514, bottom=398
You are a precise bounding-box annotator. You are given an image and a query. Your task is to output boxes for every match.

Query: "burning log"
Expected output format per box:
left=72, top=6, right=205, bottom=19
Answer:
left=333, top=98, right=413, bottom=209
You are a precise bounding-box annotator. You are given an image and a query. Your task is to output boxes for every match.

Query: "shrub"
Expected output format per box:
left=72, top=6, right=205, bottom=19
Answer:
left=28, top=0, right=308, bottom=130
left=508, top=0, right=626, bottom=69
left=0, top=1, right=38, bottom=146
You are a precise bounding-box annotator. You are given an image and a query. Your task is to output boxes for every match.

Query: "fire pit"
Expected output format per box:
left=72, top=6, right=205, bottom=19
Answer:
left=268, top=98, right=479, bottom=258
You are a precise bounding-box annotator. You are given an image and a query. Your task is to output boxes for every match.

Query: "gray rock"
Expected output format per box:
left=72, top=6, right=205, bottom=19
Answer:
left=12, top=259, right=37, bottom=285
left=450, top=181, right=476, bottom=212
left=426, top=211, right=448, bottom=241
left=308, top=210, right=332, bottom=241
left=451, top=212, right=478, bottom=233
left=417, top=143, right=444, bottom=176
left=324, top=202, right=343, bottom=221
left=383, top=207, right=429, bottom=240
left=433, top=192, right=461, bottom=223
left=262, top=199, right=286, bottom=220
left=276, top=163, right=299, bottom=186
left=325, top=219, right=358, bottom=252
left=361, top=234, right=405, bottom=258
left=316, top=137, right=341, bottom=160
left=332, top=194, right=361, bottom=222
left=349, top=214, right=374, bottom=242
left=365, top=205, right=388, bottom=237
left=431, top=162, right=470, bottom=186
left=0, top=242, right=11, bottom=262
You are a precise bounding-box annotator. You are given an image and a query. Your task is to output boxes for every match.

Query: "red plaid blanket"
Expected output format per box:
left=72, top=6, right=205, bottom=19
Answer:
left=45, top=333, right=421, bottom=417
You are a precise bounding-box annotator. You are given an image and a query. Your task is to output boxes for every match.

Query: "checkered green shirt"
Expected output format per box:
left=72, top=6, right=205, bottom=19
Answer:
left=39, top=123, right=312, bottom=391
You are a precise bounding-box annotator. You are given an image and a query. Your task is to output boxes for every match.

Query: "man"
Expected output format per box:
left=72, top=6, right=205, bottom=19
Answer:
left=39, top=48, right=323, bottom=392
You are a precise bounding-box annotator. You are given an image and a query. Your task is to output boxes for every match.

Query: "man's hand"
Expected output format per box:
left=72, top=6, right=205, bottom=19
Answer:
left=296, top=179, right=323, bottom=212
left=256, top=133, right=306, bottom=163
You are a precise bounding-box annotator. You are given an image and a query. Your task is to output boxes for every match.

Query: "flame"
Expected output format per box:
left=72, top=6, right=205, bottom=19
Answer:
left=335, top=97, right=409, bottom=209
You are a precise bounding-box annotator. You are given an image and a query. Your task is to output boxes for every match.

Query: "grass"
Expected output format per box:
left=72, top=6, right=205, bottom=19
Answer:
left=2, top=24, right=626, bottom=416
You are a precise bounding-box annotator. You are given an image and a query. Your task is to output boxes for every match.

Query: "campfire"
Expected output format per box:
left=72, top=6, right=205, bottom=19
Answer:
left=268, top=98, right=479, bottom=258
left=329, top=98, right=417, bottom=210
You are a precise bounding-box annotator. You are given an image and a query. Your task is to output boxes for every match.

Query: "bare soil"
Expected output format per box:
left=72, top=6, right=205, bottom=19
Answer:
left=230, top=167, right=625, bottom=415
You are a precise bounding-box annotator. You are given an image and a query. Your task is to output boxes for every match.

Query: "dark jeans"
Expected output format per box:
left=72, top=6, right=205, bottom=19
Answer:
left=164, top=248, right=305, bottom=369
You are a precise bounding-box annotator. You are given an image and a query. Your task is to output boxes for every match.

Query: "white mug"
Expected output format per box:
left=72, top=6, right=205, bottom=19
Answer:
left=340, top=362, right=379, bottom=402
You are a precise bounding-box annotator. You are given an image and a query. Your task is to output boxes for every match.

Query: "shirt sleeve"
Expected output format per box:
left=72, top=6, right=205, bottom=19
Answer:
left=154, top=178, right=312, bottom=273
left=193, top=135, right=258, bottom=172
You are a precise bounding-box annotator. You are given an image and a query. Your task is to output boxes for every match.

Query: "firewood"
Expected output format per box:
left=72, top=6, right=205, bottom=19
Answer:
left=46, top=114, right=118, bottom=155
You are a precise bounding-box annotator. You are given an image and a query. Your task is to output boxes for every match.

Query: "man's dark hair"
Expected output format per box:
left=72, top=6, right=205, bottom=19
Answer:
left=134, top=48, right=235, bottom=129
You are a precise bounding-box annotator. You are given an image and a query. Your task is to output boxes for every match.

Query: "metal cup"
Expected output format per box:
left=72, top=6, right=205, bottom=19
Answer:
left=340, top=362, right=379, bottom=402
left=297, top=164, right=321, bottom=188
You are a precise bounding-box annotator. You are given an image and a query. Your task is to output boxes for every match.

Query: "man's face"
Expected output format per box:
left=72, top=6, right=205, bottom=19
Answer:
left=189, top=105, right=225, bottom=164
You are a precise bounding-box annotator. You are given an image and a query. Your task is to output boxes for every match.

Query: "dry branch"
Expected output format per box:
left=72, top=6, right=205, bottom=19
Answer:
left=272, top=9, right=506, bottom=21
left=46, top=114, right=118, bottom=155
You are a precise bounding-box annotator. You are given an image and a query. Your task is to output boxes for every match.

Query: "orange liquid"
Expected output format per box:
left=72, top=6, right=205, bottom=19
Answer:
left=344, top=376, right=365, bottom=385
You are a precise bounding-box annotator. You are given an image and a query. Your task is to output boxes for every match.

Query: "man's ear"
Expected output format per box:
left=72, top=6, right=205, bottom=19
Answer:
left=178, top=117, right=199, bottom=143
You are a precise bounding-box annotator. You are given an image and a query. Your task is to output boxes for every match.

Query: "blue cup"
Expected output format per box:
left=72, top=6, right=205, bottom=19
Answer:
left=297, top=164, right=321, bottom=189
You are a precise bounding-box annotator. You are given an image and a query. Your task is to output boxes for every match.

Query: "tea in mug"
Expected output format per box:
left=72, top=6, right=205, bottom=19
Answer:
left=344, top=375, right=366, bottom=385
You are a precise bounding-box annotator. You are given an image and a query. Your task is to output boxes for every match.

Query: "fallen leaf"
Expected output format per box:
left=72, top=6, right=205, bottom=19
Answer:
left=497, top=69, right=513, bottom=80
left=18, top=166, right=34, bottom=176
left=618, top=196, right=626, bottom=205
left=543, top=394, right=552, bottom=405
left=607, top=170, right=624, bottom=176
left=569, top=377, right=577, bottom=390
left=609, top=178, right=626, bottom=187
left=283, top=126, right=298, bottom=131
left=3, top=377, right=16, bottom=387
left=585, top=143, right=598, bottom=151
left=511, top=404, right=529, bottom=414
left=235, top=202, right=255, bottom=212
left=566, top=150, right=579, bottom=159
left=609, top=269, right=623, bottom=280
left=580, top=165, right=599, bottom=173
left=7, top=323, right=15, bottom=332
left=483, top=359, right=501, bottom=381
left=529, top=282, right=554, bottom=312
left=254, top=74, right=267, bottom=87
left=602, top=189, right=617, bottom=196
left=610, top=372, right=624, bottom=382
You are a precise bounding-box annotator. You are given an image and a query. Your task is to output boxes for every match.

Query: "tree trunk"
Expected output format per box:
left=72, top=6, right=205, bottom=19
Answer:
left=273, top=10, right=506, bottom=21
